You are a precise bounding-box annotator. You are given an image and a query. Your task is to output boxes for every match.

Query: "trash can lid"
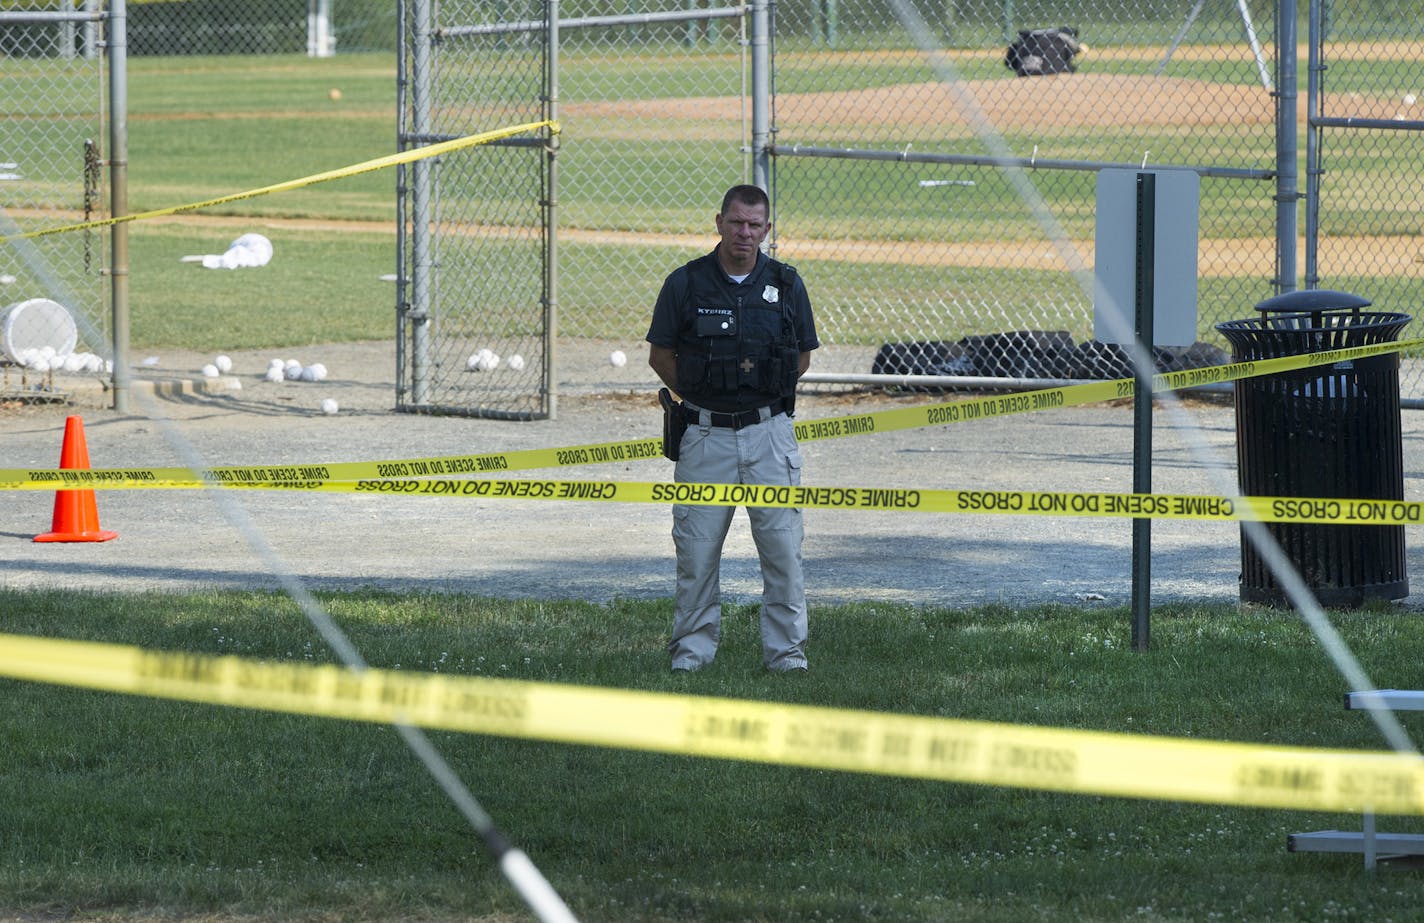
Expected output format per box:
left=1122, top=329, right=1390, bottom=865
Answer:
left=1254, top=289, right=1372, bottom=314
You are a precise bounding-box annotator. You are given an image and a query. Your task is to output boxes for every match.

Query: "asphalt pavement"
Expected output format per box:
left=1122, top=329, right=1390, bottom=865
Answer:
left=6, top=342, right=1424, bottom=614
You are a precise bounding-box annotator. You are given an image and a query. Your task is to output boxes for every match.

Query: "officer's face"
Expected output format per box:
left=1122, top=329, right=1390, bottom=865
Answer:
left=715, top=200, right=770, bottom=266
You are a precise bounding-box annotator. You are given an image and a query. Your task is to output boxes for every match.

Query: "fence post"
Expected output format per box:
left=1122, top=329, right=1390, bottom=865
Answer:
left=108, top=0, right=130, bottom=413
left=751, top=0, right=770, bottom=191
left=545, top=0, right=559, bottom=421
left=1275, top=0, right=1298, bottom=294
left=409, top=0, right=434, bottom=405
left=1304, top=0, right=1322, bottom=289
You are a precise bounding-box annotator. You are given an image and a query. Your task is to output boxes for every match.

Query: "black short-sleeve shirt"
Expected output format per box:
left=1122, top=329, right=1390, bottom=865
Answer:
left=646, top=248, right=818, bottom=410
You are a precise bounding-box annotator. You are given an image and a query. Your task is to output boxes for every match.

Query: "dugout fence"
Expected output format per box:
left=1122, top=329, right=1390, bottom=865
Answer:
left=394, top=0, right=752, bottom=417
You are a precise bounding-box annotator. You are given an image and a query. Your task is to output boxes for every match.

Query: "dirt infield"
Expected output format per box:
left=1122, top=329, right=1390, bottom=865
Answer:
left=574, top=72, right=1274, bottom=130
left=48, top=205, right=1419, bottom=280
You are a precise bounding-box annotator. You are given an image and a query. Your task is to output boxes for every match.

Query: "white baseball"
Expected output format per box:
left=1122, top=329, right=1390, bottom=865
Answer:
left=508, top=354, right=526, bottom=370
left=201, top=364, right=220, bottom=378
left=321, top=398, right=339, bottom=415
left=609, top=350, right=627, bottom=367
left=214, top=354, right=233, bottom=373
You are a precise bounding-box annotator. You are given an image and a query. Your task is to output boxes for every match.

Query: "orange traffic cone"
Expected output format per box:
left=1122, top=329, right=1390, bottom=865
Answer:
left=34, top=415, right=119, bottom=543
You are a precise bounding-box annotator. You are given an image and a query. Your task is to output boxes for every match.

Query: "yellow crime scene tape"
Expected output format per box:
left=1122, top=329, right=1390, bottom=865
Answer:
left=1, top=630, right=1420, bottom=814
left=0, top=120, right=558, bottom=243
left=1, top=338, right=1417, bottom=494
left=9, top=469, right=1424, bottom=528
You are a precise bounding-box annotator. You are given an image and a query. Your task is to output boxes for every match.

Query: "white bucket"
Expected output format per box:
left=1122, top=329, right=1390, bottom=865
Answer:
left=0, top=298, right=79, bottom=364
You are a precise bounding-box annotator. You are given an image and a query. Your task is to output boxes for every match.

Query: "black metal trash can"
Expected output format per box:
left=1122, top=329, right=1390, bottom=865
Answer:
left=1215, top=290, right=1411, bottom=607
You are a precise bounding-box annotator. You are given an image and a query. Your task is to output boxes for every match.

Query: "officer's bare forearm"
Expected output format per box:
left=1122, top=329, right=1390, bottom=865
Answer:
left=649, top=345, right=679, bottom=391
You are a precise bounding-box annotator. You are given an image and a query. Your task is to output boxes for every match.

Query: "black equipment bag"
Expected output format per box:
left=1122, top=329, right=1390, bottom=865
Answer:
left=1005, top=26, right=1082, bottom=77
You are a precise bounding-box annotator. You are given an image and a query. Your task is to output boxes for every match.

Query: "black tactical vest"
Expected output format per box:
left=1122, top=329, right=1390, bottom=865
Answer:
left=674, top=257, right=801, bottom=408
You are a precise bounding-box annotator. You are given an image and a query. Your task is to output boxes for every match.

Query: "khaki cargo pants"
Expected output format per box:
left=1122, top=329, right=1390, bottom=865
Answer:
left=668, top=406, right=808, bottom=672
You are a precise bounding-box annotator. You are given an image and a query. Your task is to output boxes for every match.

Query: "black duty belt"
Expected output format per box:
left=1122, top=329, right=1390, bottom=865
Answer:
left=681, top=399, right=787, bottom=430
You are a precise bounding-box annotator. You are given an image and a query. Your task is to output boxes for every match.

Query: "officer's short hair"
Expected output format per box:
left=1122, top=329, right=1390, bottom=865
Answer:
left=721, top=184, right=769, bottom=216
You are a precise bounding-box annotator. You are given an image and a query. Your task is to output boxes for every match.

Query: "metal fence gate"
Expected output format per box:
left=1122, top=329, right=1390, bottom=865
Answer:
left=1, top=2, right=111, bottom=399
left=1306, top=0, right=1424, bottom=404
left=395, top=0, right=749, bottom=418
left=395, top=0, right=554, bottom=418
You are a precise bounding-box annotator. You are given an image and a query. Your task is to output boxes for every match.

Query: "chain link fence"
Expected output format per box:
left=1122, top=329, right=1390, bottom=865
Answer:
left=771, top=0, right=1280, bottom=386
left=1, top=2, right=110, bottom=397
left=1306, top=0, right=1424, bottom=402
left=395, top=0, right=552, bottom=417
left=551, top=1, right=752, bottom=345
left=413, top=0, right=1287, bottom=408
left=9, top=2, right=1424, bottom=406
left=124, top=0, right=396, bottom=55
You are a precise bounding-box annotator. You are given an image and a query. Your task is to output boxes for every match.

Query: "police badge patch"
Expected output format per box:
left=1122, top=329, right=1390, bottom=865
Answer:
left=763, top=284, right=779, bottom=303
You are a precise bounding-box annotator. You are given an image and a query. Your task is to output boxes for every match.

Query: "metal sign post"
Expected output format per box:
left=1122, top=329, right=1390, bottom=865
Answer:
left=1094, top=168, right=1200, bottom=652
left=1131, top=173, right=1155, bottom=652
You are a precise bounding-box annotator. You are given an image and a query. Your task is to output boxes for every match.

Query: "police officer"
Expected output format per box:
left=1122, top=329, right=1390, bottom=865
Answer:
left=646, top=184, right=820, bottom=673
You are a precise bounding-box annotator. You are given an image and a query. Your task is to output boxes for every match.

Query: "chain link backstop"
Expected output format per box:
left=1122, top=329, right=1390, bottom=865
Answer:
left=770, top=0, right=1281, bottom=386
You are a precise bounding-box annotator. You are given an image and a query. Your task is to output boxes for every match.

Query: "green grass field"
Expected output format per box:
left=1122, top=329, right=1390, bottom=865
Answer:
left=5, top=589, right=1424, bottom=922
left=15, top=46, right=1379, bottom=353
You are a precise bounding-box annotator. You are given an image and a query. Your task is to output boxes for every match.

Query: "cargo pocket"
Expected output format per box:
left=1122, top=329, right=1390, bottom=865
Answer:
left=785, top=449, right=803, bottom=487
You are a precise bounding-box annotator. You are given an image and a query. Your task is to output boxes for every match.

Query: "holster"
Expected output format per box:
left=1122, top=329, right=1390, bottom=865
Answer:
left=658, top=387, right=686, bottom=462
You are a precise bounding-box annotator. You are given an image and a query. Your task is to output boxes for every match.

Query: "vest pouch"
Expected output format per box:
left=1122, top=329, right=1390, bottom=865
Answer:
left=709, top=356, right=738, bottom=392
left=757, top=355, right=780, bottom=393
left=779, top=346, right=800, bottom=393
left=676, top=354, right=708, bottom=393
